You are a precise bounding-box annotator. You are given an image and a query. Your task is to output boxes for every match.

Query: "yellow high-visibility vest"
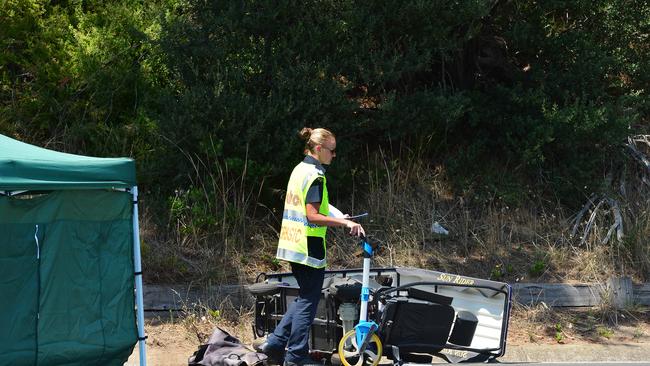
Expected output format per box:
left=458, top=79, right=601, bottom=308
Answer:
left=276, top=161, right=329, bottom=268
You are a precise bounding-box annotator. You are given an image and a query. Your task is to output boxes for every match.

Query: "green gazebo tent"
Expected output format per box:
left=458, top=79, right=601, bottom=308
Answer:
left=0, top=134, right=147, bottom=366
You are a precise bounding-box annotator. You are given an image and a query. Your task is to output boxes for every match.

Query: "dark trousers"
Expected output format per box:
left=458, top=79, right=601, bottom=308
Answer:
left=267, top=262, right=325, bottom=363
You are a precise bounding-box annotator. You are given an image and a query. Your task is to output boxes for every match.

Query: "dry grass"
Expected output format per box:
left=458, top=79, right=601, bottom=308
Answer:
left=141, top=139, right=650, bottom=286
left=326, top=147, right=650, bottom=284
left=141, top=302, right=650, bottom=359
left=508, top=302, right=650, bottom=345
left=146, top=298, right=257, bottom=350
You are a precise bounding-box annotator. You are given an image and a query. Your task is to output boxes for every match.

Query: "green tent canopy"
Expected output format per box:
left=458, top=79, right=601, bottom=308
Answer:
left=0, top=134, right=146, bottom=366
left=0, top=134, right=136, bottom=190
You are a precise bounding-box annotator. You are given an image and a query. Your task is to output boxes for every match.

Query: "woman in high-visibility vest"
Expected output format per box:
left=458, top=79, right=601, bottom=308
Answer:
left=256, top=127, right=365, bottom=366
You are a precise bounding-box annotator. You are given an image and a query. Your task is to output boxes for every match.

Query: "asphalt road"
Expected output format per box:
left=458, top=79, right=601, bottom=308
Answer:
left=501, top=343, right=650, bottom=364
left=452, top=364, right=650, bottom=366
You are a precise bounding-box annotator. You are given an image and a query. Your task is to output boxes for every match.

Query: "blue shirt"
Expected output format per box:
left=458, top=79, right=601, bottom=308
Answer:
left=302, top=155, right=325, bottom=204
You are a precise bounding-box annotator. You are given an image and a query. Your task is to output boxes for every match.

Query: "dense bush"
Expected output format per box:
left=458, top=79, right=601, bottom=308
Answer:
left=2, top=0, right=648, bottom=205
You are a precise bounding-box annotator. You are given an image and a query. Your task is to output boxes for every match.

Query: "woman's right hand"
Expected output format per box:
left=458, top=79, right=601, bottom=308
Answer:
left=345, top=220, right=365, bottom=237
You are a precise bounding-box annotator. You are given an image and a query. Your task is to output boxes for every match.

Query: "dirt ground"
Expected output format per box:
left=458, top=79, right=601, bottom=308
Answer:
left=506, top=305, right=650, bottom=346
left=125, top=307, right=650, bottom=366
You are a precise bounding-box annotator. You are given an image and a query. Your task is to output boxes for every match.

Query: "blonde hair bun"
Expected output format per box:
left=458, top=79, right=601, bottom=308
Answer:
left=299, top=127, right=313, bottom=141
left=299, top=127, right=335, bottom=154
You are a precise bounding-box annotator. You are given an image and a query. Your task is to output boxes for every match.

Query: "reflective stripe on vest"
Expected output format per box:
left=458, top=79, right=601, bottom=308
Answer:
left=276, top=162, right=329, bottom=268
left=283, top=209, right=318, bottom=228
left=276, top=247, right=327, bottom=268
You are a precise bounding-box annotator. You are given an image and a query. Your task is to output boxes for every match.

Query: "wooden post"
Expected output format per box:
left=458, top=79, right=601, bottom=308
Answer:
left=607, top=276, right=633, bottom=309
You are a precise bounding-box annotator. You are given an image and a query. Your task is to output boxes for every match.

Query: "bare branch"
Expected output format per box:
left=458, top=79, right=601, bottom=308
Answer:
left=602, top=198, right=624, bottom=245
left=571, top=193, right=598, bottom=238
left=580, top=197, right=606, bottom=247
left=626, top=135, right=650, bottom=173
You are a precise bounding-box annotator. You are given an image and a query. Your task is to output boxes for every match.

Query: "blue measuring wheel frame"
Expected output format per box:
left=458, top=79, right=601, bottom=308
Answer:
left=355, top=320, right=379, bottom=349
left=337, top=233, right=384, bottom=366
left=356, top=237, right=379, bottom=349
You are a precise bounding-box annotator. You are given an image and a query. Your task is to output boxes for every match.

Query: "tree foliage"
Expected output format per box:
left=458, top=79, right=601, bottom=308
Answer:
left=2, top=0, right=648, bottom=206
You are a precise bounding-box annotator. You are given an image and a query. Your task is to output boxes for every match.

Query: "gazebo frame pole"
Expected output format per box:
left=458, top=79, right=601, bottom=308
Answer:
left=131, top=186, right=147, bottom=366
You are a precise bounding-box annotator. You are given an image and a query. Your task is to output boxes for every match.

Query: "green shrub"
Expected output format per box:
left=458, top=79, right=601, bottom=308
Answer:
left=2, top=1, right=648, bottom=282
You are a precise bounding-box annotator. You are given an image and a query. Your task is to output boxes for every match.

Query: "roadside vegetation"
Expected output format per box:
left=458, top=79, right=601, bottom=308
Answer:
left=2, top=0, right=649, bottom=288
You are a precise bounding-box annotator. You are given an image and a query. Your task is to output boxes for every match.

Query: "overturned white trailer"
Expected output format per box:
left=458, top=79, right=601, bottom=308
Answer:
left=249, top=266, right=512, bottom=364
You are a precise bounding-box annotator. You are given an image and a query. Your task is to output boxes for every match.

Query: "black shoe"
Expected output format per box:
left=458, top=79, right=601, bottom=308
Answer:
left=255, top=342, right=285, bottom=365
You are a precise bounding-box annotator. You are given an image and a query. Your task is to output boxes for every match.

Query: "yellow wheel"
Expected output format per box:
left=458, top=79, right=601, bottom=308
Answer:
left=337, top=329, right=382, bottom=366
